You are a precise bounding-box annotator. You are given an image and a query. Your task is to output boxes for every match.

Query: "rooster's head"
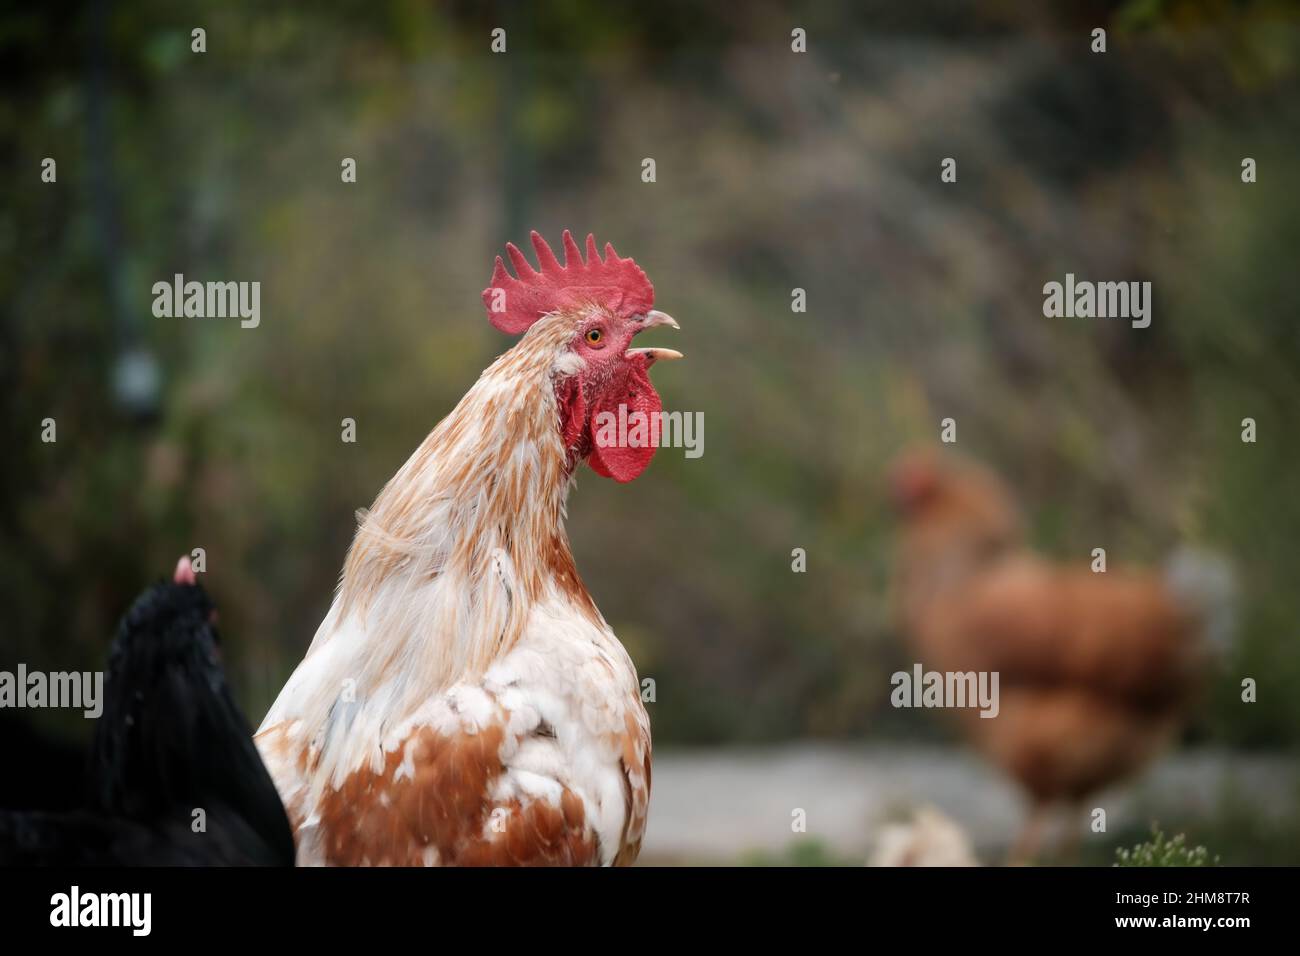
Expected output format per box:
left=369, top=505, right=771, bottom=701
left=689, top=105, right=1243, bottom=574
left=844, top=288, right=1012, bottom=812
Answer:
left=482, top=230, right=681, bottom=483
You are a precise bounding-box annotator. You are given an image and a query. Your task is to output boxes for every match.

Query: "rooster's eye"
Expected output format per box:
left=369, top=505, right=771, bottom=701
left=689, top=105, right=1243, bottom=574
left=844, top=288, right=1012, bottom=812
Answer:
left=585, top=328, right=604, bottom=346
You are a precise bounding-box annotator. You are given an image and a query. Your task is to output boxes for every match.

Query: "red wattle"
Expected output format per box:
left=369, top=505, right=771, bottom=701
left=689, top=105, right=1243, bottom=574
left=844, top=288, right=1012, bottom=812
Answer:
left=588, top=362, right=661, bottom=483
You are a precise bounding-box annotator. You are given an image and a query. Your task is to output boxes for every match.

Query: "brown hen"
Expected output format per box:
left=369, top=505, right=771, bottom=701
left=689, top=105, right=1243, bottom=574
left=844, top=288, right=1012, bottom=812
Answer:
left=888, top=449, right=1229, bottom=862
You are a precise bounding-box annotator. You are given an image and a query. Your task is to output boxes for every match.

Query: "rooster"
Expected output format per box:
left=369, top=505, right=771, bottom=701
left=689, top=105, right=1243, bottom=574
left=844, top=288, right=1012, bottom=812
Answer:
left=0, top=558, right=295, bottom=866
left=256, top=231, right=680, bottom=866
left=888, top=448, right=1232, bottom=862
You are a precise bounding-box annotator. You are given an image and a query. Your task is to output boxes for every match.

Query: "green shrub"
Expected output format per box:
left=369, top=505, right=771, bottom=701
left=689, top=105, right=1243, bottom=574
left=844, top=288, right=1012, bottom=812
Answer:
left=1114, top=827, right=1219, bottom=867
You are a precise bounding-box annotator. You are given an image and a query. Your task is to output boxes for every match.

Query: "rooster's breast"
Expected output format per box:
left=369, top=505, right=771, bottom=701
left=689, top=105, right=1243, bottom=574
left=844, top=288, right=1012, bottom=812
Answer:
left=257, top=603, right=650, bottom=866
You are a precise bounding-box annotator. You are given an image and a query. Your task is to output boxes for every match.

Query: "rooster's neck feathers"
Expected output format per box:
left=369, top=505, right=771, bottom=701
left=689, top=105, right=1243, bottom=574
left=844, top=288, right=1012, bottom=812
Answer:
left=284, top=316, right=599, bottom=749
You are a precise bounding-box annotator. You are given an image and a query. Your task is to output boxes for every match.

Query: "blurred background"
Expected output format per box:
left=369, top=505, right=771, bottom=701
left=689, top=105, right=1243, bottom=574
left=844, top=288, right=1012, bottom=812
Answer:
left=2, top=1, right=1298, bottom=864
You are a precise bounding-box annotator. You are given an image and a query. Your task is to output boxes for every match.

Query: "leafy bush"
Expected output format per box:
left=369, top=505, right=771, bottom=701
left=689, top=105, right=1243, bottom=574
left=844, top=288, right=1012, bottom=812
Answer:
left=1114, top=827, right=1218, bottom=867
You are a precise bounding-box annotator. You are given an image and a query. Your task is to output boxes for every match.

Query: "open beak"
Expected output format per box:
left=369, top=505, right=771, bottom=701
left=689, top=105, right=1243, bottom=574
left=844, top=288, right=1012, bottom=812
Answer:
left=626, top=346, right=683, bottom=366
left=628, top=311, right=683, bottom=366
left=642, top=309, right=680, bottom=331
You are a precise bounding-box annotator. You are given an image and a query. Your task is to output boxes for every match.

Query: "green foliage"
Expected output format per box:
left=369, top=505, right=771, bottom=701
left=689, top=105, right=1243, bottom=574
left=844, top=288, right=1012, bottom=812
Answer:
left=1114, top=827, right=1219, bottom=867
left=740, top=838, right=858, bottom=868
left=1064, top=771, right=1300, bottom=866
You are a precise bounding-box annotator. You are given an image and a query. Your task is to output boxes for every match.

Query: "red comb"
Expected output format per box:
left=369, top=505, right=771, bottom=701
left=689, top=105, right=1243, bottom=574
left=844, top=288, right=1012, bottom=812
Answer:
left=481, top=230, right=655, bottom=335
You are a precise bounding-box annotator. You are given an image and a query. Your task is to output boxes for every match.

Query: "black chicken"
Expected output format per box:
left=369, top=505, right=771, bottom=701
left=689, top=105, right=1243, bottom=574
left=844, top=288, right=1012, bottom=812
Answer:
left=0, top=558, right=294, bottom=865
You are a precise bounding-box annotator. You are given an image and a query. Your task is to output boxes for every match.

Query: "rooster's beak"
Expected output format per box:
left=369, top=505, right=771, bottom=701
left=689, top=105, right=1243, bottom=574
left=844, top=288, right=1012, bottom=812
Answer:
left=626, top=347, right=683, bottom=366
left=642, top=310, right=680, bottom=331
left=627, top=311, right=683, bottom=365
